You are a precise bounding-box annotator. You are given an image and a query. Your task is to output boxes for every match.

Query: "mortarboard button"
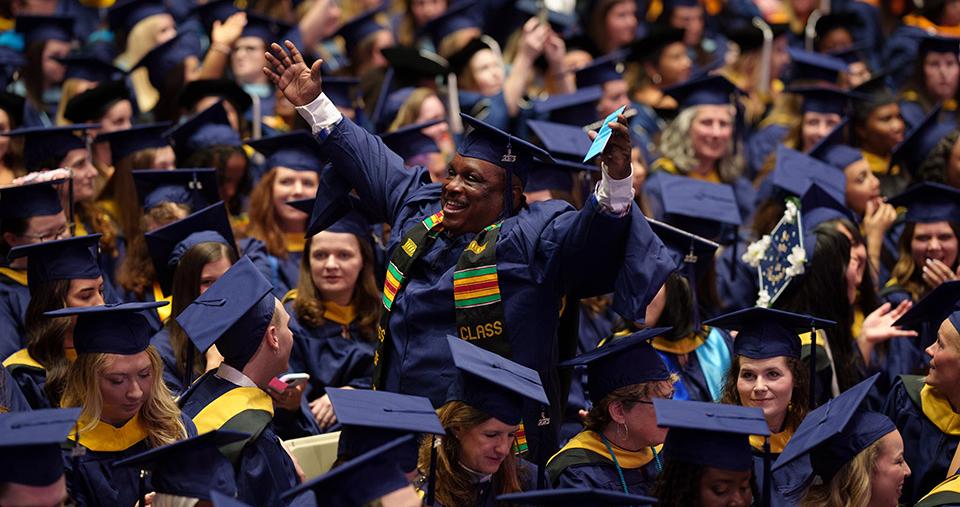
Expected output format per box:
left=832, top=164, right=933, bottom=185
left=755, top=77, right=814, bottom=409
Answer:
left=656, top=398, right=770, bottom=471
left=0, top=408, right=82, bottom=486
left=45, top=302, right=169, bottom=355
left=704, top=307, right=835, bottom=360
left=8, top=234, right=101, bottom=285
left=131, top=168, right=219, bottom=211
left=94, top=122, right=172, bottom=162
left=246, top=131, right=327, bottom=172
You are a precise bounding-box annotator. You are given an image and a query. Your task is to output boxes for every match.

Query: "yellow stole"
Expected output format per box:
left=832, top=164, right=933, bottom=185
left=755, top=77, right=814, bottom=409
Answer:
left=3, top=348, right=42, bottom=369
left=74, top=221, right=89, bottom=237
left=0, top=267, right=27, bottom=286
left=861, top=150, right=898, bottom=177
left=851, top=307, right=865, bottom=342
left=921, top=385, right=960, bottom=435
left=192, top=386, right=275, bottom=435
left=654, top=157, right=722, bottom=183
left=152, top=282, right=173, bottom=323
left=68, top=414, right=149, bottom=452
left=551, top=430, right=662, bottom=470
left=903, top=14, right=960, bottom=37
left=652, top=333, right=705, bottom=355
left=750, top=428, right=793, bottom=454
left=323, top=301, right=356, bottom=326
left=917, top=473, right=960, bottom=506
left=285, top=232, right=306, bottom=253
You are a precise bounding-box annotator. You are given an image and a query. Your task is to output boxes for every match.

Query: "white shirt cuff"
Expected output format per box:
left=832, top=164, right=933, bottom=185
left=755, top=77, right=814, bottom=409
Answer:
left=595, top=162, right=635, bottom=216
left=295, top=93, right=343, bottom=136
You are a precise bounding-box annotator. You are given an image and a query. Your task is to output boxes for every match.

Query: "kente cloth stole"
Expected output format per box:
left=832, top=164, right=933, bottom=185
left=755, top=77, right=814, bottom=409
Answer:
left=373, top=210, right=511, bottom=388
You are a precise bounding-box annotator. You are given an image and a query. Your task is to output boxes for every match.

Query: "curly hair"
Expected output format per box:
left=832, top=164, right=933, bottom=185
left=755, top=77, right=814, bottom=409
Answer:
left=916, top=130, right=960, bottom=184
left=659, top=106, right=745, bottom=184
left=719, top=355, right=809, bottom=433
left=583, top=379, right=676, bottom=432
left=799, top=437, right=883, bottom=507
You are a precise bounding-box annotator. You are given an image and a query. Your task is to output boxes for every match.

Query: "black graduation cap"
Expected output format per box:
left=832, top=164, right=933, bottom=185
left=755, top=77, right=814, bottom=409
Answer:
left=241, top=12, right=291, bottom=43
left=919, top=33, right=960, bottom=55
left=107, top=0, right=168, bottom=35
left=380, top=119, right=442, bottom=161
left=178, top=79, right=253, bottom=115
left=574, top=50, right=627, bottom=89
left=112, top=430, right=248, bottom=500
left=63, top=81, right=131, bottom=124
left=813, top=10, right=863, bottom=41
left=826, top=42, right=869, bottom=65
left=559, top=327, right=671, bottom=404
left=0, top=180, right=64, bottom=220
left=56, top=53, right=126, bottom=83
left=447, top=35, right=496, bottom=75
left=891, top=104, right=954, bottom=175
left=788, top=85, right=850, bottom=115
left=0, top=92, right=24, bottom=128
left=144, top=201, right=237, bottom=296
left=447, top=335, right=549, bottom=425
left=8, top=234, right=101, bottom=285
left=497, top=488, right=657, bottom=506
left=3, top=125, right=98, bottom=171
left=663, top=74, right=742, bottom=109
left=656, top=398, right=770, bottom=471
left=132, top=33, right=202, bottom=89
left=0, top=408, right=82, bottom=487
left=15, top=15, right=74, bottom=45
left=887, top=182, right=960, bottom=223
left=723, top=21, right=789, bottom=53
left=246, top=131, right=326, bottom=172
left=629, top=25, right=686, bottom=64
left=94, top=122, right=172, bottom=162
left=164, top=101, right=241, bottom=158
left=45, top=302, right=169, bottom=355
left=380, top=45, right=450, bottom=87
left=893, top=280, right=960, bottom=336
left=419, top=0, right=482, bottom=50
left=336, top=7, right=389, bottom=50
left=704, top=307, right=835, bottom=360
left=131, top=168, right=219, bottom=210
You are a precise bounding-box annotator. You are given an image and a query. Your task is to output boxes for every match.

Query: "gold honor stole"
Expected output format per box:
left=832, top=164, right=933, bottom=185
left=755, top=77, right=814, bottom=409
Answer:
left=916, top=473, right=960, bottom=507
left=750, top=428, right=793, bottom=454
left=550, top=430, right=661, bottom=470
left=921, top=385, right=960, bottom=435
left=68, top=414, right=149, bottom=452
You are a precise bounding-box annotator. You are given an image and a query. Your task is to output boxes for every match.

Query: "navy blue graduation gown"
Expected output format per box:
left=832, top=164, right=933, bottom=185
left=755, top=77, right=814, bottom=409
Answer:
left=3, top=348, right=51, bottom=409
left=714, top=240, right=758, bottom=313
left=178, top=370, right=306, bottom=507
left=746, top=124, right=789, bottom=179
left=313, top=116, right=674, bottom=460
left=882, top=375, right=960, bottom=505
left=0, top=363, right=29, bottom=412
left=546, top=430, right=661, bottom=496
left=0, top=269, right=29, bottom=360
left=62, top=414, right=197, bottom=507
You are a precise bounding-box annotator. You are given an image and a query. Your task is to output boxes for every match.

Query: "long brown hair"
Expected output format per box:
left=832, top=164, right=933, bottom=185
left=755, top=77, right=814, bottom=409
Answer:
left=24, top=278, right=73, bottom=406
left=719, top=355, right=810, bottom=433
left=292, top=232, right=380, bottom=338
left=21, top=42, right=48, bottom=110
left=888, top=221, right=960, bottom=301
left=167, top=241, right=238, bottom=381
left=417, top=401, right=525, bottom=506
left=98, top=149, right=159, bottom=242
left=60, top=347, right=188, bottom=448
left=116, top=202, right=191, bottom=298
left=246, top=168, right=287, bottom=258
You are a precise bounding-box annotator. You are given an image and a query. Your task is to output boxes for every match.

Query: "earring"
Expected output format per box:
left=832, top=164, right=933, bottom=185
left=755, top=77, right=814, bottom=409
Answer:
left=620, top=423, right=629, bottom=440
left=652, top=73, right=662, bottom=84
left=616, top=423, right=625, bottom=440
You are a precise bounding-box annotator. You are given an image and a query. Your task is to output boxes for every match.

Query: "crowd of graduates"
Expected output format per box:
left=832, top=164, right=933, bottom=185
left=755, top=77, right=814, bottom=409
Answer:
left=2, top=0, right=960, bottom=506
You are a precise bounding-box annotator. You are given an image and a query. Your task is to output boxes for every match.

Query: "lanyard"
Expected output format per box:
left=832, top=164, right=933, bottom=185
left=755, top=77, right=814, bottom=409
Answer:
left=600, top=433, right=630, bottom=495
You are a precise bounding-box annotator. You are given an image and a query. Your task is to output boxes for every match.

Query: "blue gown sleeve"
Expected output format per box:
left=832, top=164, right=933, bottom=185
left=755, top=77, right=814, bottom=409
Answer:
left=235, top=426, right=304, bottom=506
left=6, top=365, right=48, bottom=409
left=0, top=282, right=28, bottom=360
left=1, top=366, right=30, bottom=412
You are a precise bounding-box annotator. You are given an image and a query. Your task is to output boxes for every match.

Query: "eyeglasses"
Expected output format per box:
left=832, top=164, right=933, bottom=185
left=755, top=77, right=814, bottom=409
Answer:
left=20, top=226, right=68, bottom=243
left=624, top=392, right=675, bottom=405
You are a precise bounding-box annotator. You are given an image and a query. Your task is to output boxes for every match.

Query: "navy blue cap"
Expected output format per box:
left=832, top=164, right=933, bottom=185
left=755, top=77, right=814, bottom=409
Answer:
left=107, top=0, right=168, bottom=34
left=132, top=33, right=202, bottom=89
left=380, top=45, right=450, bottom=86
left=629, top=25, right=686, bottom=64
left=887, top=182, right=960, bottom=223
left=15, top=15, right=74, bottom=45
left=246, top=131, right=326, bottom=172
left=648, top=218, right=718, bottom=271
left=789, top=86, right=850, bottom=115
left=723, top=21, right=789, bottom=52
left=752, top=201, right=813, bottom=306
left=893, top=280, right=960, bottom=331
left=56, top=53, right=126, bottom=83
left=658, top=173, right=742, bottom=240
left=498, top=488, right=657, bottom=506
left=771, top=146, right=847, bottom=202
left=892, top=104, right=953, bottom=174
left=657, top=399, right=770, bottom=470
left=3, top=125, right=97, bottom=171
left=112, top=430, right=248, bottom=500
left=164, top=101, right=241, bottom=158
left=419, top=0, right=481, bottom=49
left=381, top=120, right=441, bottom=161
left=8, top=234, right=101, bottom=284
left=560, top=327, right=671, bottom=404
left=800, top=183, right=858, bottom=231
left=144, top=201, right=237, bottom=295
left=526, top=119, right=594, bottom=163
left=190, top=0, right=239, bottom=32
left=806, top=119, right=859, bottom=169
left=919, top=34, right=960, bottom=55
left=532, top=86, right=603, bottom=125
left=241, top=12, right=291, bottom=43
left=664, top=74, right=742, bottom=109
left=447, top=335, right=549, bottom=425
left=323, top=77, right=360, bottom=110
left=0, top=408, right=81, bottom=486
left=773, top=374, right=894, bottom=503
left=302, top=167, right=356, bottom=238
left=178, top=79, right=253, bottom=115
left=459, top=113, right=554, bottom=186
left=336, top=7, right=388, bottom=50
left=288, top=198, right=370, bottom=239
left=787, top=48, right=848, bottom=84
left=574, top=51, right=626, bottom=89
left=175, top=256, right=276, bottom=369
left=95, top=123, right=172, bottom=162
left=45, top=302, right=169, bottom=355
left=328, top=388, right=443, bottom=470
left=132, top=168, right=219, bottom=210
left=63, top=81, right=131, bottom=124
left=280, top=435, right=415, bottom=506
left=705, top=307, right=835, bottom=359
left=0, top=180, right=64, bottom=219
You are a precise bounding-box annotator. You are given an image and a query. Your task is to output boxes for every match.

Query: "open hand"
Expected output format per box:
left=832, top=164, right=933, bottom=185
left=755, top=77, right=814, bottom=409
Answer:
left=860, top=300, right=918, bottom=345
left=263, top=40, right=324, bottom=107
left=211, top=11, right=247, bottom=47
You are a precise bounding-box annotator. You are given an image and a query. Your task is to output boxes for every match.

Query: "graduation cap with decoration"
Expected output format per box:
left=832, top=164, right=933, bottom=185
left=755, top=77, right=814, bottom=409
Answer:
left=63, top=81, right=131, bottom=124
left=559, top=327, right=671, bottom=404
left=132, top=168, right=219, bottom=211
left=648, top=218, right=717, bottom=327
left=144, top=201, right=237, bottom=296
left=0, top=179, right=64, bottom=221
left=15, top=15, right=74, bottom=45
left=497, top=488, right=657, bottom=506
left=280, top=435, right=418, bottom=507
left=8, top=234, right=101, bottom=285
left=741, top=197, right=811, bottom=308
left=574, top=51, right=627, bottom=89
left=893, top=280, right=960, bottom=350
left=175, top=256, right=276, bottom=369
left=107, top=0, right=168, bottom=35
left=132, top=33, right=202, bottom=90
left=891, top=104, right=954, bottom=176
left=800, top=183, right=858, bottom=232
left=164, top=101, right=242, bottom=160
left=771, top=146, right=847, bottom=203
left=56, top=53, right=126, bottom=83
left=178, top=79, right=253, bottom=115
left=246, top=131, right=327, bottom=172
left=787, top=48, right=849, bottom=84
left=887, top=182, right=960, bottom=224
left=788, top=86, right=851, bottom=116
left=419, top=0, right=482, bottom=50
left=526, top=119, right=595, bottom=165
left=112, top=430, right=248, bottom=501
left=0, top=408, right=82, bottom=487
left=3, top=125, right=98, bottom=172
left=336, top=7, right=389, bottom=51
left=94, top=122, right=172, bottom=162
left=45, top=301, right=169, bottom=355
left=532, top=86, right=604, bottom=126
left=772, top=373, right=893, bottom=504
left=380, top=119, right=442, bottom=162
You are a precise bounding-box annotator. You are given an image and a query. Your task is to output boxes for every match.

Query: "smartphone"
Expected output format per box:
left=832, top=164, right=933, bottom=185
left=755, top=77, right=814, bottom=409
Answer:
left=268, top=373, right=310, bottom=393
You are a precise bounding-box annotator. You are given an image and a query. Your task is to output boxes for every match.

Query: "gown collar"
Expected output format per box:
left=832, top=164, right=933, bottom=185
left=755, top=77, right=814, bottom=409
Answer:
left=69, top=413, right=149, bottom=452
left=921, top=384, right=960, bottom=435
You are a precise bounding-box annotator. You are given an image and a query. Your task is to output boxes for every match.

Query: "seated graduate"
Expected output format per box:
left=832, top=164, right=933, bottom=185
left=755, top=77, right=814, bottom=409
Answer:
left=144, top=202, right=239, bottom=395
left=416, top=336, right=549, bottom=506
left=281, top=435, right=424, bottom=507
left=652, top=399, right=770, bottom=507
left=0, top=407, right=81, bottom=507
left=882, top=301, right=960, bottom=504
left=174, top=256, right=306, bottom=506
left=113, top=430, right=250, bottom=507
left=0, top=180, right=69, bottom=360
left=547, top=328, right=674, bottom=496
left=917, top=473, right=960, bottom=507
left=3, top=234, right=105, bottom=409
left=773, top=374, right=910, bottom=507
left=496, top=487, right=657, bottom=506
left=52, top=301, right=196, bottom=507
left=283, top=202, right=378, bottom=432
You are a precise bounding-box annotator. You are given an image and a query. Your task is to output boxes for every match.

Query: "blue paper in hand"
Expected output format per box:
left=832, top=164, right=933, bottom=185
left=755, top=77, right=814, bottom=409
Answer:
left=582, top=105, right=626, bottom=163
